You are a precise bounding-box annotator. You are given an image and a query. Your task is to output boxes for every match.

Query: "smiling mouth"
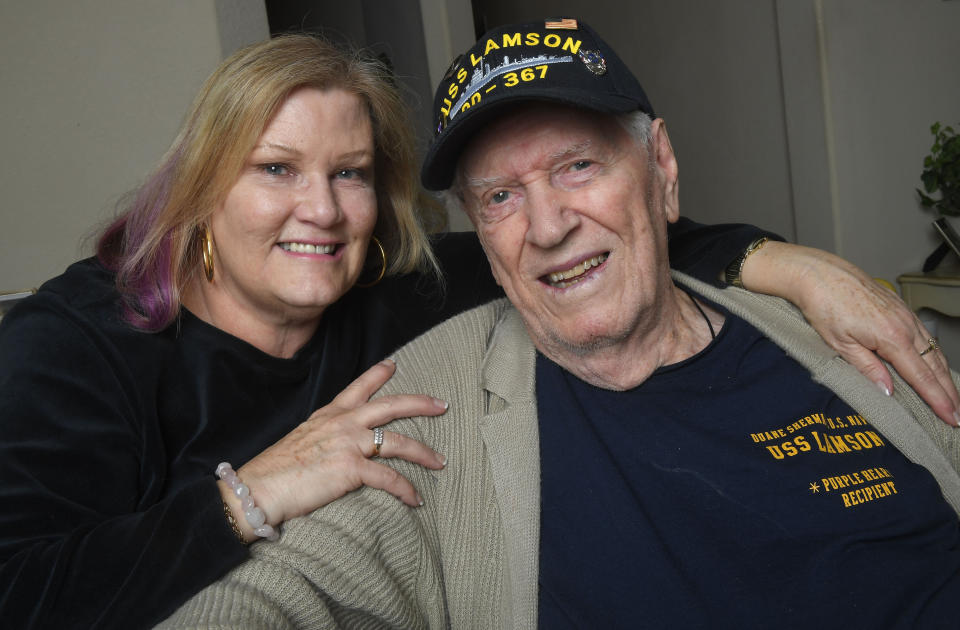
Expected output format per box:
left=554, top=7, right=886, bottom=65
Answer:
left=279, top=242, right=339, bottom=255
left=543, top=253, right=609, bottom=288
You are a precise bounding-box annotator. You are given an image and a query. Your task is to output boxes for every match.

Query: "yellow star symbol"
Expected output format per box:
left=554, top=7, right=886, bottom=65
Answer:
left=809, top=482, right=820, bottom=493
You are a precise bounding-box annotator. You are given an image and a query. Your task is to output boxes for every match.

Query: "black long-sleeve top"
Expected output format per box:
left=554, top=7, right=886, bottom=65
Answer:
left=0, top=222, right=774, bottom=629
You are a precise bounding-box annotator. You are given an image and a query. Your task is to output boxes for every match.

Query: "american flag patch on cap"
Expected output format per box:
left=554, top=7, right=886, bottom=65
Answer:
left=545, top=18, right=578, bottom=29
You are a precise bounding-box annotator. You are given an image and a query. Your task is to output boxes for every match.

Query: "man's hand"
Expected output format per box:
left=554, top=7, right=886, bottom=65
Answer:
left=741, top=241, right=960, bottom=427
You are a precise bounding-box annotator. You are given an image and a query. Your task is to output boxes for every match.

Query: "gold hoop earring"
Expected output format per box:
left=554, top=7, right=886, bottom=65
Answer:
left=355, top=236, right=386, bottom=288
left=200, top=224, right=215, bottom=283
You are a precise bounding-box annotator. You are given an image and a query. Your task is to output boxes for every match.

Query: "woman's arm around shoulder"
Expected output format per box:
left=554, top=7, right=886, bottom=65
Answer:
left=741, top=241, right=960, bottom=427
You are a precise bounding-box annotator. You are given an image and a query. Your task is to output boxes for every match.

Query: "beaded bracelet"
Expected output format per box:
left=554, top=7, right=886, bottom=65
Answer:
left=215, top=462, right=279, bottom=542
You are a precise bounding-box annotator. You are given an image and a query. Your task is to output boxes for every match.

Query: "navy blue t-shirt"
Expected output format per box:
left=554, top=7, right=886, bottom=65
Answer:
left=536, top=304, right=960, bottom=629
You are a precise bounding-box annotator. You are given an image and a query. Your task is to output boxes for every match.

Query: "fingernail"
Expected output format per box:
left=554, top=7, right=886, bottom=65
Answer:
left=875, top=381, right=891, bottom=397
left=434, top=398, right=449, bottom=410
left=379, top=358, right=395, bottom=367
left=416, top=494, right=425, bottom=506
left=953, top=411, right=960, bottom=427
left=436, top=454, right=447, bottom=468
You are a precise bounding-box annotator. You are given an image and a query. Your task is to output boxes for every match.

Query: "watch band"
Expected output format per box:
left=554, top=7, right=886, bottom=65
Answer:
left=724, top=236, right=769, bottom=288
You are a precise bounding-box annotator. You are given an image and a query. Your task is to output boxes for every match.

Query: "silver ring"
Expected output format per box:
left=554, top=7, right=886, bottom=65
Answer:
left=919, top=337, right=940, bottom=357
left=372, top=427, right=384, bottom=456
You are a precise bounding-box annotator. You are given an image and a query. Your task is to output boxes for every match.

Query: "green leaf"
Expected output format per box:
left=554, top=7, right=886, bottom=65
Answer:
left=919, top=121, right=960, bottom=215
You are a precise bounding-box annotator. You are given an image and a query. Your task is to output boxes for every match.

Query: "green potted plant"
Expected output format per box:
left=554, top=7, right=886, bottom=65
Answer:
left=918, top=122, right=960, bottom=217
left=918, top=122, right=960, bottom=271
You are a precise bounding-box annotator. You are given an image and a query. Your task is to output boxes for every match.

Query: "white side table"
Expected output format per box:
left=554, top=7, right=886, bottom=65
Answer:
left=897, top=271, right=960, bottom=317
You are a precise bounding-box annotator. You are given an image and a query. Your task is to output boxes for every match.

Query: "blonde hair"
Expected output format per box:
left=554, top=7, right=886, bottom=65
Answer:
left=98, top=34, right=438, bottom=330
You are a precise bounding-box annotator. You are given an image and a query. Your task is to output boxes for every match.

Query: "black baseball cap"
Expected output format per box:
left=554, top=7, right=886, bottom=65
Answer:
left=420, top=18, right=655, bottom=190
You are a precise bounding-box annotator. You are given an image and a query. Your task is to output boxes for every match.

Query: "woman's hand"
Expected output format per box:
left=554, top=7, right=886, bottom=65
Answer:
left=219, top=359, right=448, bottom=542
left=741, top=241, right=960, bottom=427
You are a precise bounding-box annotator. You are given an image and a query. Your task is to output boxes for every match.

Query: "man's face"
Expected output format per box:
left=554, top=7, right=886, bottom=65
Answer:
left=458, top=104, right=680, bottom=357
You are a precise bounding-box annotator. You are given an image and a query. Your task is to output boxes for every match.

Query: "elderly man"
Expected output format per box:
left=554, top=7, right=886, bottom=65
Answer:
left=164, top=19, right=960, bottom=629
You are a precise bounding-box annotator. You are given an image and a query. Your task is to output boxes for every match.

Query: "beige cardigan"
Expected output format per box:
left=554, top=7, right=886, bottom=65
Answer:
left=160, top=272, right=960, bottom=629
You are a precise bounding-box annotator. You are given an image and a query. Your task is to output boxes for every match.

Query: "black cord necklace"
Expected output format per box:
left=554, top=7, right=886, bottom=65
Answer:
left=684, top=289, right=716, bottom=340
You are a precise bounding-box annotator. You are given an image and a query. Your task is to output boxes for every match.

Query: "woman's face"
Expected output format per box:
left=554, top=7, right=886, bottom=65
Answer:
left=206, top=87, right=378, bottom=327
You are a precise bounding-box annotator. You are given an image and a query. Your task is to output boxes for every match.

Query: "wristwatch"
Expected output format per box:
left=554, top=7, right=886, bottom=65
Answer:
left=724, top=236, right=769, bottom=288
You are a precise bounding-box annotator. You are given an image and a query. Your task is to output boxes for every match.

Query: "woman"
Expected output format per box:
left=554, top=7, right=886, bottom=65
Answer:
left=0, top=34, right=953, bottom=629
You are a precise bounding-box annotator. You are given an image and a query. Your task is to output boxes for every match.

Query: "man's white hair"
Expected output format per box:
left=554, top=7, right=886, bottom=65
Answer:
left=441, top=109, right=655, bottom=217
left=616, top=110, right=654, bottom=148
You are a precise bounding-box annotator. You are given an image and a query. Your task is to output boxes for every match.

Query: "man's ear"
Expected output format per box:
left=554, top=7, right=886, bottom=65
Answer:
left=651, top=118, right=680, bottom=223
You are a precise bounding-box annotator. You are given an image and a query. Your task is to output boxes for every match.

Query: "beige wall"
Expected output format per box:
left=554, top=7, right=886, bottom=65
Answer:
left=818, top=0, right=960, bottom=278
left=0, top=0, right=268, bottom=291
left=787, top=0, right=960, bottom=351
